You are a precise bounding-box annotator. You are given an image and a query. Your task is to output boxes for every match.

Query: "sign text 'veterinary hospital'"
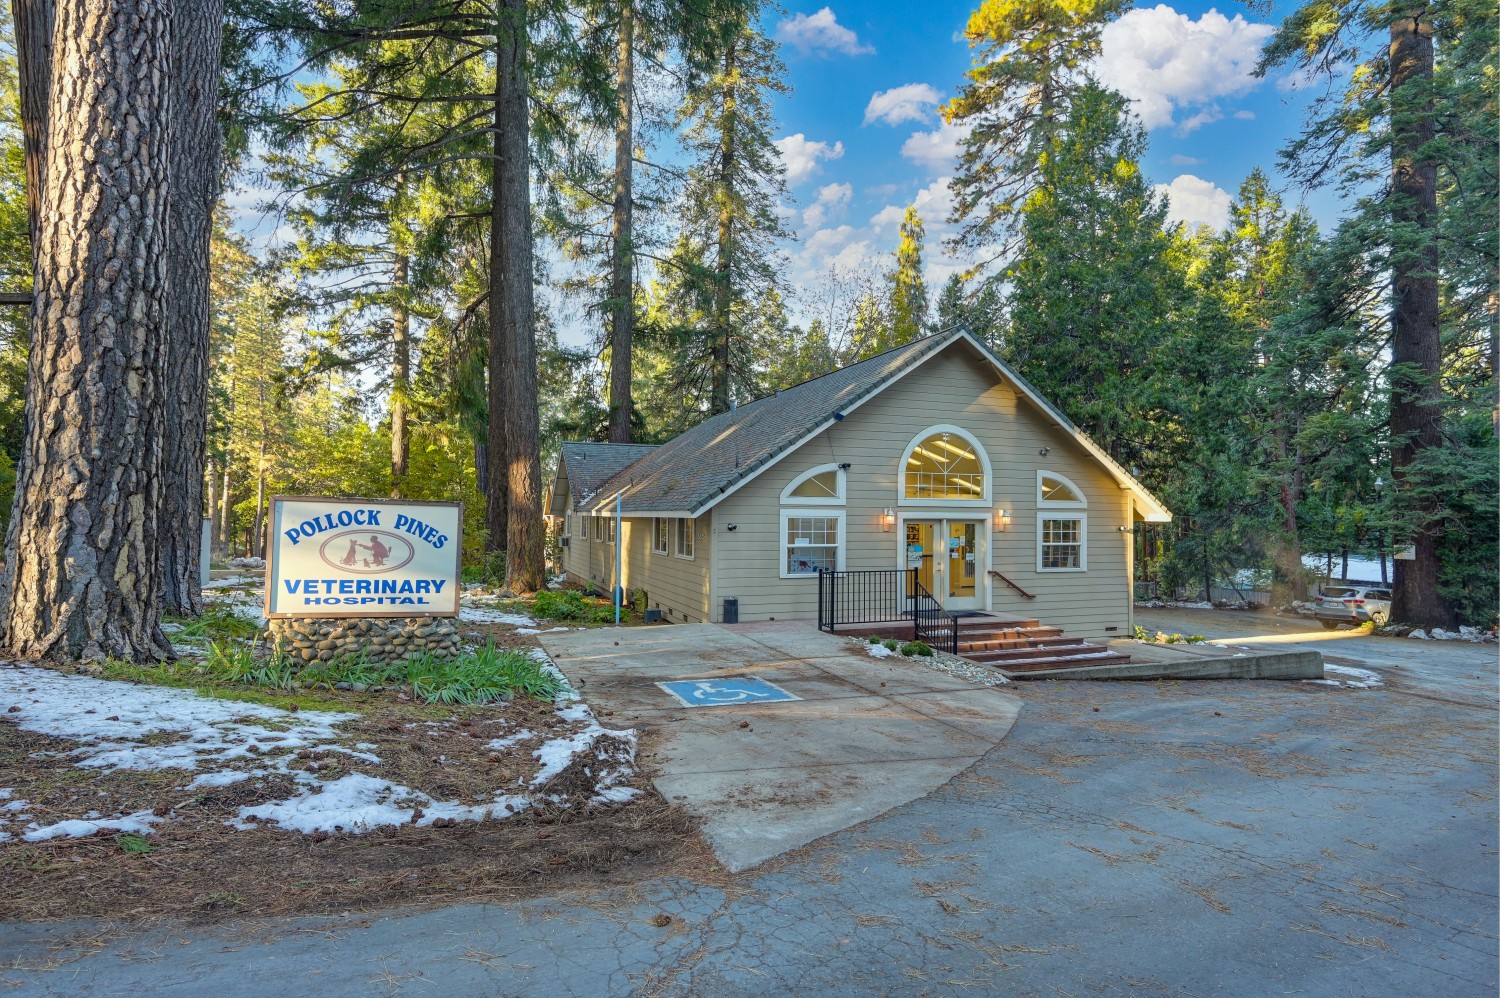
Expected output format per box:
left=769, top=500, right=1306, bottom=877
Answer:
left=265, top=497, right=462, bottom=618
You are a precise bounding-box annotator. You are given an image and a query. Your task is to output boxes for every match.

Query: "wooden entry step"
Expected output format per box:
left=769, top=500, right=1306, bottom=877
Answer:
left=830, top=613, right=1130, bottom=674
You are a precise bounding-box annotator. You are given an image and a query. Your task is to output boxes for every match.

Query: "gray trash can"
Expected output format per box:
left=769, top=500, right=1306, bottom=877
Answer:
left=722, top=597, right=738, bottom=624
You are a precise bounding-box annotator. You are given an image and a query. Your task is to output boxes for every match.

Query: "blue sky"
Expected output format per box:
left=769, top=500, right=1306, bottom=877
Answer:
left=765, top=2, right=1344, bottom=299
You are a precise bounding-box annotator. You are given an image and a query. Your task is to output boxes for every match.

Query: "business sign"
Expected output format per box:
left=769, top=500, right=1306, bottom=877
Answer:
left=265, top=496, right=462, bottom=618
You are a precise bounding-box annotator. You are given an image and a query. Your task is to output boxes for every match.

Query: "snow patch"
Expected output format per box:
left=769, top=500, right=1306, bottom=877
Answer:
left=1304, top=664, right=1384, bottom=690
left=866, top=643, right=897, bottom=659
left=460, top=606, right=537, bottom=626
left=23, top=810, right=163, bottom=843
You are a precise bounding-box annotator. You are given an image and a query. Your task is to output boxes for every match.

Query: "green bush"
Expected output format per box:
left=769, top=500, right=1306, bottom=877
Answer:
left=899, top=641, right=934, bottom=657
left=533, top=589, right=590, bottom=620
left=881, top=638, right=899, bottom=651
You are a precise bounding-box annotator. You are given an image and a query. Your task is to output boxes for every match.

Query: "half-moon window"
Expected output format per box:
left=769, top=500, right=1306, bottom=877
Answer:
left=1040, top=475, right=1081, bottom=504
left=905, top=432, right=985, bottom=500
left=789, top=470, right=839, bottom=500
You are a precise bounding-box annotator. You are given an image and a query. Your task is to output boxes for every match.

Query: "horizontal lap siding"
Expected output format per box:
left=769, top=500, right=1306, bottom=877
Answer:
left=569, top=516, right=711, bottom=624
left=709, top=345, right=1132, bottom=640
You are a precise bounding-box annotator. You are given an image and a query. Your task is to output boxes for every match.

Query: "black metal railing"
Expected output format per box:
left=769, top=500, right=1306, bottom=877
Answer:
left=817, top=568, right=959, bottom=655
left=818, top=568, right=914, bottom=632
left=911, top=578, right=959, bottom=655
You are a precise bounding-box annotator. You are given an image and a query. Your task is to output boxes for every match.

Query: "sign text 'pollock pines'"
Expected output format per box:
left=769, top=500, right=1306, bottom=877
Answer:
left=265, top=497, right=462, bottom=618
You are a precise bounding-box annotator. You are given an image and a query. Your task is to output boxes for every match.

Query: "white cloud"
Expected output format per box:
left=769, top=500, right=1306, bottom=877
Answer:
left=1233, top=109, right=1256, bottom=120
left=900, top=120, right=969, bottom=173
left=864, top=83, right=944, bottom=126
left=806, top=225, right=856, bottom=256
left=803, top=182, right=853, bottom=228
left=774, top=134, right=846, bottom=185
left=1154, top=174, right=1232, bottom=231
left=870, top=204, right=905, bottom=229
left=1097, top=6, right=1274, bottom=132
left=776, top=7, right=874, bottom=57
left=1169, top=153, right=1204, bottom=166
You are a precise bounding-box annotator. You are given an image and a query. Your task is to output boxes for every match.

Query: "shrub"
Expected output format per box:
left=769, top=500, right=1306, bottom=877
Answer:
left=533, top=589, right=589, bottom=620
left=881, top=638, right=899, bottom=651
left=899, top=641, right=934, bottom=657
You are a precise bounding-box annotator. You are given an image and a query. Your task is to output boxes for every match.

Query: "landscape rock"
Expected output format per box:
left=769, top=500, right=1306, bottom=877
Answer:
left=264, top=615, right=462, bottom=667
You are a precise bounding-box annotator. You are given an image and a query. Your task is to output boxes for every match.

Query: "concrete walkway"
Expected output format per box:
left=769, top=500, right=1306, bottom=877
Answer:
left=539, top=621, right=1021, bottom=872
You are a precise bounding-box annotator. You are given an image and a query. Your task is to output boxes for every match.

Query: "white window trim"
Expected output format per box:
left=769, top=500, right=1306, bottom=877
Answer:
left=779, top=509, right=846, bottom=579
left=898, top=424, right=992, bottom=507
left=592, top=516, right=603, bottom=543
left=780, top=463, right=846, bottom=505
left=652, top=516, right=671, bottom=555
left=1038, top=513, right=1087, bottom=572
left=1038, top=470, right=1088, bottom=508
left=675, top=517, right=696, bottom=561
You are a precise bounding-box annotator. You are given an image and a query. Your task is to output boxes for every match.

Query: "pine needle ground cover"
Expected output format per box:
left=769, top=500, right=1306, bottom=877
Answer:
left=0, top=583, right=700, bottom=922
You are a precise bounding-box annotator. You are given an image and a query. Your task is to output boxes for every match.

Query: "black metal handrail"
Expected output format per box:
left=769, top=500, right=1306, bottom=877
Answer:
left=818, top=568, right=915, bottom=632
left=910, top=578, right=959, bottom=655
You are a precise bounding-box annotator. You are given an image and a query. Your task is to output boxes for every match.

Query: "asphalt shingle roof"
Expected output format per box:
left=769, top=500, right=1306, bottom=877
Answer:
left=572, top=334, right=951, bottom=515
left=559, top=442, right=660, bottom=508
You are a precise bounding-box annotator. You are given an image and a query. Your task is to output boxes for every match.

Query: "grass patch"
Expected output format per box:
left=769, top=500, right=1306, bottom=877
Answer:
left=105, top=640, right=566, bottom=709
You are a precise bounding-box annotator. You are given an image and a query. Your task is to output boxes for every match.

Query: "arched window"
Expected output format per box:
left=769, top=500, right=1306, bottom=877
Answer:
left=900, top=426, right=990, bottom=504
left=781, top=464, right=845, bottom=505
left=1037, top=471, right=1087, bottom=507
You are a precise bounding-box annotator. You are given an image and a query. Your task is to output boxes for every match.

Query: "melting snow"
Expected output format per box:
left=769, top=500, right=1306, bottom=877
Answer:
left=866, top=643, right=897, bottom=659
left=460, top=606, right=537, bottom=626
left=1305, top=664, right=1385, bottom=689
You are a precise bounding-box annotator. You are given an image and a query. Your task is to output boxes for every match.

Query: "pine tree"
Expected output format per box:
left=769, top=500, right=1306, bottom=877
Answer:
left=888, top=205, right=929, bottom=345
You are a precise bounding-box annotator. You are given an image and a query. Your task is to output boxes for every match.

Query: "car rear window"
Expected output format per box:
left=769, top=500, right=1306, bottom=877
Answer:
left=1322, top=588, right=1357, bottom=597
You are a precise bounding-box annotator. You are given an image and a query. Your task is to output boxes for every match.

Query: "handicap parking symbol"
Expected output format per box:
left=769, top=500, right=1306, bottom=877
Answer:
left=656, top=677, right=802, bottom=708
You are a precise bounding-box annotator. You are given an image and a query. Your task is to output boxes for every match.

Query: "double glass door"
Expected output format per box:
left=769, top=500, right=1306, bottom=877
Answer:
left=904, top=518, right=984, bottom=610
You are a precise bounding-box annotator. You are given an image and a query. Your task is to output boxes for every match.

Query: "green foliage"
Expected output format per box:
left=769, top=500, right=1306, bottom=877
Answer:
left=899, top=641, right=934, bottom=658
left=531, top=588, right=624, bottom=624
left=116, top=834, right=153, bottom=855
left=881, top=638, right=899, bottom=651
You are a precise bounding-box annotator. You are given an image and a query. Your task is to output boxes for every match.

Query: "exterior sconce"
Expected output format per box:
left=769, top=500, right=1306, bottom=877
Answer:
left=881, top=507, right=896, bottom=531
left=995, top=508, right=1011, bottom=531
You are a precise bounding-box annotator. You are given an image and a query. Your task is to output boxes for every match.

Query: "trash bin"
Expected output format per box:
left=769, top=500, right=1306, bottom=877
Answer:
left=722, top=597, right=739, bottom=624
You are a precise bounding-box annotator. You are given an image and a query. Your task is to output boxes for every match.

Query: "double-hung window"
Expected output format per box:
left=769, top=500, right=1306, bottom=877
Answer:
left=675, top=518, right=695, bottom=559
left=781, top=512, right=843, bottom=577
left=653, top=517, right=671, bottom=554
left=1037, top=471, right=1086, bottom=572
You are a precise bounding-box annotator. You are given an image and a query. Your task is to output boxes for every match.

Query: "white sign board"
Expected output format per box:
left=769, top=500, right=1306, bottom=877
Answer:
left=265, top=496, right=462, bottom=618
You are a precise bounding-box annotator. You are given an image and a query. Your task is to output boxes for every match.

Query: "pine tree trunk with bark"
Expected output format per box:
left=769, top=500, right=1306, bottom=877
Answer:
left=391, top=248, right=411, bottom=498
left=0, top=0, right=174, bottom=661
left=1388, top=11, right=1452, bottom=627
left=9, top=0, right=53, bottom=255
left=606, top=1, right=635, bottom=443
left=160, top=0, right=224, bottom=617
left=491, top=0, right=544, bottom=592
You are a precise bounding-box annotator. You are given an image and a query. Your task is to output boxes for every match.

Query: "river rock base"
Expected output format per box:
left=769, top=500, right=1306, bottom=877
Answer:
left=265, top=616, right=462, bottom=665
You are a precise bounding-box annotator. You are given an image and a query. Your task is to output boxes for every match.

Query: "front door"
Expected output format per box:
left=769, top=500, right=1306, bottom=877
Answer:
left=904, top=518, right=985, bottom=611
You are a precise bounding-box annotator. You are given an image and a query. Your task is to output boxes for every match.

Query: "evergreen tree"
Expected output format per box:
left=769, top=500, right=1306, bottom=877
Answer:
left=889, top=205, right=929, bottom=344
left=1002, top=83, right=1184, bottom=472
left=934, top=274, right=1005, bottom=347
left=675, top=13, right=791, bottom=413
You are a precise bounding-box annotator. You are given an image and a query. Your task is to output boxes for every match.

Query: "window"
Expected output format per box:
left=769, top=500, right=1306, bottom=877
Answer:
left=781, top=464, right=845, bottom=505
left=605, top=516, right=615, bottom=544
left=781, top=512, right=843, bottom=577
left=592, top=516, right=603, bottom=542
left=675, top=517, right=695, bottom=560
left=1039, top=516, right=1086, bottom=571
left=1038, top=471, right=1086, bottom=507
left=900, top=425, right=990, bottom=503
left=653, top=517, right=670, bottom=554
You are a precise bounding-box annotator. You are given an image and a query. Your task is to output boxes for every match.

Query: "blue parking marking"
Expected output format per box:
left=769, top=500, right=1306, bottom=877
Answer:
left=656, top=677, right=802, bottom=708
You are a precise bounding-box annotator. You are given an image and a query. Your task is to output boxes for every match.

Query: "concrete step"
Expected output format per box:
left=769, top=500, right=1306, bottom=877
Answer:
left=970, top=650, right=1134, bottom=672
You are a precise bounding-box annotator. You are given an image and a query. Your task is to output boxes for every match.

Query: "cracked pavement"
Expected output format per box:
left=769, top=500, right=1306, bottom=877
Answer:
left=3, top=651, right=1496, bottom=996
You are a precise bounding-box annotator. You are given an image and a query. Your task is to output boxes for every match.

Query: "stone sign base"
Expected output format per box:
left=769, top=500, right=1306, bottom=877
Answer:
left=266, top=616, right=462, bottom=666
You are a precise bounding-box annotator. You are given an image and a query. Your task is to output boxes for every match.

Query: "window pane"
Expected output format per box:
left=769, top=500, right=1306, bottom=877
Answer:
left=1041, top=476, right=1081, bottom=503
left=905, top=433, right=984, bottom=499
left=786, top=515, right=838, bottom=575
left=790, top=470, right=839, bottom=499
left=1041, top=517, right=1082, bottom=569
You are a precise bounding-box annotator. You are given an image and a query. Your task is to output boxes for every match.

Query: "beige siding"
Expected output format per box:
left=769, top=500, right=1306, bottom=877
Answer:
left=708, top=345, right=1133, bottom=640
left=567, top=513, right=712, bottom=624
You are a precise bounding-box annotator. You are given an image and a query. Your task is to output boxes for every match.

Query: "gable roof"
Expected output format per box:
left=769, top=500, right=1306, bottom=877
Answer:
left=563, top=329, right=1171, bottom=522
left=557, top=442, right=659, bottom=508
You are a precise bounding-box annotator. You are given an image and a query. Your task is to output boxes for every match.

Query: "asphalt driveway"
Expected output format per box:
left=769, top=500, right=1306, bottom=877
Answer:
left=5, top=653, right=1494, bottom=997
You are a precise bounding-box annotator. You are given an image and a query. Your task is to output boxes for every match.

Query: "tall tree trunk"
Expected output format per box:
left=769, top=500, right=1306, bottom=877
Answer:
left=390, top=247, right=411, bottom=498
left=217, top=460, right=232, bottom=549
left=9, top=0, right=53, bottom=257
left=160, top=0, right=224, bottom=617
left=485, top=69, right=508, bottom=557
left=710, top=38, right=736, bottom=415
left=0, top=0, right=173, bottom=661
left=606, top=1, right=635, bottom=443
left=1388, top=11, right=1451, bottom=627
left=205, top=458, right=219, bottom=561
left=493, top=0, right=544, bottom=592
left=252, top=442, right=267, bottom=559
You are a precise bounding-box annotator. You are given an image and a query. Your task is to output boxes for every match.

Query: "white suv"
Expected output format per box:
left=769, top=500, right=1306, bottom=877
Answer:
left=1313, top=586, right=1392, bottom=629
